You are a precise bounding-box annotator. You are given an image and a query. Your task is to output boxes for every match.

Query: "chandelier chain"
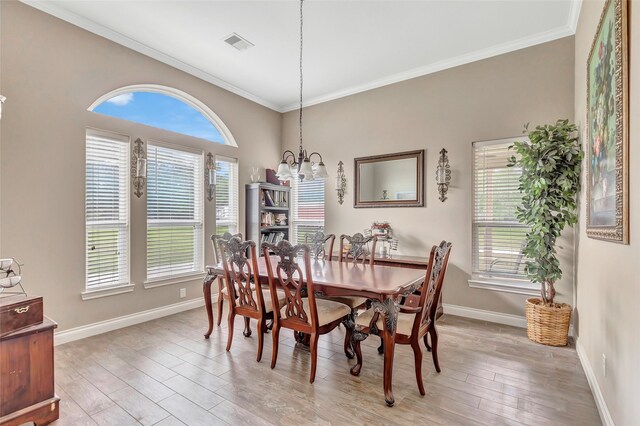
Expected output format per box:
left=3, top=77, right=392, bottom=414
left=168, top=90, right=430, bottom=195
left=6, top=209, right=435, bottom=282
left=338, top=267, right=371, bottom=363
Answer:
left=299, top=0, right=304, bottom=151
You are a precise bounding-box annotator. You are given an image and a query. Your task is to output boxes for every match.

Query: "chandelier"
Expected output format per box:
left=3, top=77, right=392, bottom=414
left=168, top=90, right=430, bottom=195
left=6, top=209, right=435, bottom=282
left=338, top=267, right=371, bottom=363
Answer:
left=276, top=0, right=328, bottom=182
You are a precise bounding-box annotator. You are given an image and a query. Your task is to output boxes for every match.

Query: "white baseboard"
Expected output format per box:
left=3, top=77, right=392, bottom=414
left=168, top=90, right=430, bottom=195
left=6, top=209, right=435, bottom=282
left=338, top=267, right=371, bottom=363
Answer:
left=576, top=339, right=614, bottom=426
left=54, top=295, right=215, bottom=346
left=442, top=303, right=574, bottom=336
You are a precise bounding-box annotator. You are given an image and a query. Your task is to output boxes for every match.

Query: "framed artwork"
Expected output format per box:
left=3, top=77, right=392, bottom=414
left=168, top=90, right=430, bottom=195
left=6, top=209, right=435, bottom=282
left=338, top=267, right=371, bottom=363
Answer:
left=586, top=0, right=629, bottom=243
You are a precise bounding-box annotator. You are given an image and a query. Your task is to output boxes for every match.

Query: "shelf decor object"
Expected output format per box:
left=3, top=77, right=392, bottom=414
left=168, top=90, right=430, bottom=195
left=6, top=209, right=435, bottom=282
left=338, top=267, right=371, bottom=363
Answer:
left=275, top=0, right=328, bottom=183
left=205, top=152, right=216, bottom=202
left=436, top=148, right=451, bottom=202
left=586, top=0, right=629, bottom=243
left=336, top=161, right=346, bottom=205
left=131, top=138, right=147, bottom=198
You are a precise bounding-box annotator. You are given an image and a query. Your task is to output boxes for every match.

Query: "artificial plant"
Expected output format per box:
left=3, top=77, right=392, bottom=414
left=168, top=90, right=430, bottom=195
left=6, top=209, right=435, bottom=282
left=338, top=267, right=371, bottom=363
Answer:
left=508, top=119, right=583, bottom=305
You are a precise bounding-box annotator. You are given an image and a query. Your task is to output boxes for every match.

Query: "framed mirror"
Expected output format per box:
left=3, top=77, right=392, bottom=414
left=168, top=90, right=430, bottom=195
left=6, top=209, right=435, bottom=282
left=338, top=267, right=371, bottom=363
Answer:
left=354, top=150, right=424, bottom=208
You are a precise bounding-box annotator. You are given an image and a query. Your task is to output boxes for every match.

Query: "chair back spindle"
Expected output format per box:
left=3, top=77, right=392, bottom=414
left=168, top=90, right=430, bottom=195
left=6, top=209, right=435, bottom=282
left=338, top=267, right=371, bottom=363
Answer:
left=339, top=233, right=376, bottom=266
left=417, top=241, right=452, bottom=328
left=219, top=237, right=264, bottom=313
left=262, top=241, right=317, bottom=330
left=305, top=231, right=336, bottom=260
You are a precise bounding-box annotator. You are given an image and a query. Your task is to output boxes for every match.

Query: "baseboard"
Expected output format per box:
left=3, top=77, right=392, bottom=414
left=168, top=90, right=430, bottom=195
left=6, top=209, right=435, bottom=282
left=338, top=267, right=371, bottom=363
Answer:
left=576, top=339, right=614, bottom=426
left=54, top=295, right=215, bottom=346
left=442, top=303, right=574, bottom=336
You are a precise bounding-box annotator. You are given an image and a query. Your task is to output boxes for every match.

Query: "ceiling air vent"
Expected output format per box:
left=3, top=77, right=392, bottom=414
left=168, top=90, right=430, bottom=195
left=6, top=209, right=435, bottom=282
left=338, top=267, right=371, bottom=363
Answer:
left=223, top=33, right=254, bottom=51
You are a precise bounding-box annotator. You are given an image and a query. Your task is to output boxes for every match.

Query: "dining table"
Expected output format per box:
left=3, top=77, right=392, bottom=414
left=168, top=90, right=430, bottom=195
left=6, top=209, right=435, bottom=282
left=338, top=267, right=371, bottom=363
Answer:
left=203, top=256, right=426, bottom=406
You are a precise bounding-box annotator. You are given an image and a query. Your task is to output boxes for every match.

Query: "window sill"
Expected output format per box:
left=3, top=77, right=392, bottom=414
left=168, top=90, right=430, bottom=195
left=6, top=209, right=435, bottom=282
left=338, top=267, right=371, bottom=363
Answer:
left=468, top=277, right=540, bottom=297
left=144, top=272, right=206, bottom=289
left=81, top=284, right=135, bottom=300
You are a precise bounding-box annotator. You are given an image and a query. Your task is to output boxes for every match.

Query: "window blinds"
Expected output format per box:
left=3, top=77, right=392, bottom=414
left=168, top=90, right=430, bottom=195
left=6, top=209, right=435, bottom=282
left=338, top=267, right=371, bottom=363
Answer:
left=291, top=178, right=325, bottom=245
left=215, top=157, right=239, bottom=235
left=147, top=144, right=203, bottom=280
left=85, top=130, right=130, bottom=289
left=472, top=139, right=529, bottom=280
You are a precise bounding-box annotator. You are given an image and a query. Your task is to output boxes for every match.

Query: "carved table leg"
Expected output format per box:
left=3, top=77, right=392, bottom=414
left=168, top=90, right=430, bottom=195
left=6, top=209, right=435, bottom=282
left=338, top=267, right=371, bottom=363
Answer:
left=342, top=313, right=356, bottom=359
left=243, top=317, right=252, bottom=337
left=203, top=273, right=217, bottom=339
left=371, top=297, right=399, bottom=407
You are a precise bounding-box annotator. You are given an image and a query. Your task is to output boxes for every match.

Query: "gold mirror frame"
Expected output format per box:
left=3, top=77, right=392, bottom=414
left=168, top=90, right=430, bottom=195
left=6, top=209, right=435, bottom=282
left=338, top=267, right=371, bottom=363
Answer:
left=354, top=150, right=424, bottom=208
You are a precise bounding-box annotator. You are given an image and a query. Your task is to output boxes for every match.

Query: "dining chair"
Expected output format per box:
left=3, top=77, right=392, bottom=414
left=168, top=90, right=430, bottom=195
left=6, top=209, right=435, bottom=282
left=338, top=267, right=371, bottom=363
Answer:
left=352, top=240, right=452, bottom=396
left=304, top=231, right=335, bottom=260
left=211, top=232, right=243, bottom=327
left=339, top=233, right=377, bottom=266
left=262, top=240, right=351, bottom=383
left=218, top=237, right=286, bottom=362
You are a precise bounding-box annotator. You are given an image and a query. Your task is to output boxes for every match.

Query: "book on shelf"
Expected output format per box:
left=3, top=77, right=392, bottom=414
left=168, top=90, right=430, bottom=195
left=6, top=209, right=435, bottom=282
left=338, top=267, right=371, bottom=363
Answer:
left=260, top=231, right=286, bottom=246
left=264, top=190, right=275, bottom=207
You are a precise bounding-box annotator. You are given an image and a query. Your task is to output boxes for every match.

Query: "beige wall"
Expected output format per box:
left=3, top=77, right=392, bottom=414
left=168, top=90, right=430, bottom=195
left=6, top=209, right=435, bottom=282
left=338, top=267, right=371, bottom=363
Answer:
left=282, top=37, right=576, bottom=316
left=0, top=2, right=281, bottom=330
left=574, top=1, right=639, bottom=424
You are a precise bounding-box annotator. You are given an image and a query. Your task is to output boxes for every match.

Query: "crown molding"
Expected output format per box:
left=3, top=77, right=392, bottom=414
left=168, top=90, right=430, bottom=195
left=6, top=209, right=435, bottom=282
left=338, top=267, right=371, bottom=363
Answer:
left=281, top=24, right=576, bottom=112
left=20, top=0, right=284, bottom=112
left=567, top=0, right=583, bottom=33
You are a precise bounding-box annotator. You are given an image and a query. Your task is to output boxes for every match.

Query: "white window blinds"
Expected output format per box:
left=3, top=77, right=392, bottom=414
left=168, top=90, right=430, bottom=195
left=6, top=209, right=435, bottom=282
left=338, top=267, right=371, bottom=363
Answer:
left=472, top=138, right=529, bottom=280
left=85, top=130, right=130, bottom=289
left=215, top=157, right=239, bottom=235
left=291, top=178, right=325, bottom=245
left=147, top=144, right=203, bottom=280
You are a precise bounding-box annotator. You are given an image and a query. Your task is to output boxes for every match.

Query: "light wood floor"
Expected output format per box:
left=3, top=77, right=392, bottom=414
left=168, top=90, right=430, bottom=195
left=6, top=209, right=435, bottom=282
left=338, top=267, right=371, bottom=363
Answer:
left=52, top=306, right=601, bottom=425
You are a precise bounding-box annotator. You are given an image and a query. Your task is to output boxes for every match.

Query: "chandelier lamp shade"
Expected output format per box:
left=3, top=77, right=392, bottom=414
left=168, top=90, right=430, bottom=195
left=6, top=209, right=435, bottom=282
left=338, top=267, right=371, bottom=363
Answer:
left=275, top=0, right=327, bottom=183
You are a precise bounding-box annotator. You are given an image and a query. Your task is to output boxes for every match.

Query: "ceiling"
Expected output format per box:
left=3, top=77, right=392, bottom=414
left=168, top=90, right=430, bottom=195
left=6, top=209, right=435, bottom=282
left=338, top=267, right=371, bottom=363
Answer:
left=22, top=1, right=581, bottom=112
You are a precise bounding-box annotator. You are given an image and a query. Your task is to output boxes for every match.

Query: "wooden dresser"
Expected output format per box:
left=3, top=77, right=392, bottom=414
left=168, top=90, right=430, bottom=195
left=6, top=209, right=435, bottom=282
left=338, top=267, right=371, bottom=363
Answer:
left=0, top=296, right=59, bottom=426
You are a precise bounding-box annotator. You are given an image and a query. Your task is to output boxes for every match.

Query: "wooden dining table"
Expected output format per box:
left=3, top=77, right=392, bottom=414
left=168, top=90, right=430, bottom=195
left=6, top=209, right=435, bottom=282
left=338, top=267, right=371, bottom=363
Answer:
left=203, top=256, right=426, bottom=406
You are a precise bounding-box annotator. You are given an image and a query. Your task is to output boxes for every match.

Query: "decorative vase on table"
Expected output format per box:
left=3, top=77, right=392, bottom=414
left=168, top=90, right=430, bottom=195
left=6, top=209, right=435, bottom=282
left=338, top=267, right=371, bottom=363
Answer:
left=508, top=120, right=583, bottom=346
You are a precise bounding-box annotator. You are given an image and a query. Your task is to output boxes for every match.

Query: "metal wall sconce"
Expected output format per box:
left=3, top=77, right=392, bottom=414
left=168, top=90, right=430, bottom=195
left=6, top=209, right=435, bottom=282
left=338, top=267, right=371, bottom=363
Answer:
left=131, top=138, right=147, bottom=198
left=336, top=161, right=346, bottom=205
left=205, top=152, right=216, bottom=202
left=436, top=148, right=451, bottom=202
left=0, top=95, right=6, bottom=120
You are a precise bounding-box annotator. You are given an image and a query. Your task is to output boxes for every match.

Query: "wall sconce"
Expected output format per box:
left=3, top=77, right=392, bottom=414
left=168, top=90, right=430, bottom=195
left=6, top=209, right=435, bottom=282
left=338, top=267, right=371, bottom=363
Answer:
left=0, top=95, right=6, bottom=120
left=336, top=161, right=346, bottom=205
left=205, top=152, right=216, bottom=202
left=436, top=148, right=451, bottom=202
left=131, top=138, right=147, bottom=198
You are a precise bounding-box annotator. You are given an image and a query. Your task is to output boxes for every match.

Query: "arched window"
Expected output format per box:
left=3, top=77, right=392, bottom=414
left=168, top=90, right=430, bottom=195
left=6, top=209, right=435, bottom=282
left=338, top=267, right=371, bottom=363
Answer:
left=88, top=85, right=237, bottom=146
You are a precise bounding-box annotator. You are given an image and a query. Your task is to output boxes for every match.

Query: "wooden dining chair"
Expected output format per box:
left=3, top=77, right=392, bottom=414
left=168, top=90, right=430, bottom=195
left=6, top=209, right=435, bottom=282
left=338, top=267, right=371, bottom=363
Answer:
left=304, top=231, right=335, bottom=260
left=262, top=240, right=351, bottom=383
left=339, top=233, right=377, bottom=266
left=211, top=232, right=243, bottom=327
left=352, top=240, right=452, bottom=396
left=218, top=237, right=286, bottom=362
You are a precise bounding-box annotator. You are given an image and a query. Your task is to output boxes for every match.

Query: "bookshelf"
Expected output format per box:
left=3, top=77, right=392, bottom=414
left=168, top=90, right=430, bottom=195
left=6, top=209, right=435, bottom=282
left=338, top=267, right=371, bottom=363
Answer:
left=245, top=183, right=291, bottom=254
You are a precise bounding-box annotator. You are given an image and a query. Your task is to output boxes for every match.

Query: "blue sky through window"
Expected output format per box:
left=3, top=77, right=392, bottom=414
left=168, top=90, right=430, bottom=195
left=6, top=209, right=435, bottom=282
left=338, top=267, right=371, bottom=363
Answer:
left=93, top=92, right=225, bottom=144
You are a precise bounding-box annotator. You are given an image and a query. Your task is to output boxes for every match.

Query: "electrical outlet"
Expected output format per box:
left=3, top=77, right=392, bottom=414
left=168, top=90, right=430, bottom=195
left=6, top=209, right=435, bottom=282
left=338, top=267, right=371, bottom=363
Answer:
left=602, top=354, right=607, bottom=377
left=179, top=288, right=186, bottom=298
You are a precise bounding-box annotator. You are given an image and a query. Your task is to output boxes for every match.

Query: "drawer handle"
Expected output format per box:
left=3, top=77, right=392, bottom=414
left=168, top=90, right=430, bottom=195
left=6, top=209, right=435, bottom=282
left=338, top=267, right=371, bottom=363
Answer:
left=14, top=306, right=30, bottom=314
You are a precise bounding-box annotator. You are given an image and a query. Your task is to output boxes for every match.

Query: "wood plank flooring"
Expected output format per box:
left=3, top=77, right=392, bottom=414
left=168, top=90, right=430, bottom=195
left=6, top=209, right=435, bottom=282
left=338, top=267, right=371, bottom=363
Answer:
left=51, top=306, right=601, bottom=425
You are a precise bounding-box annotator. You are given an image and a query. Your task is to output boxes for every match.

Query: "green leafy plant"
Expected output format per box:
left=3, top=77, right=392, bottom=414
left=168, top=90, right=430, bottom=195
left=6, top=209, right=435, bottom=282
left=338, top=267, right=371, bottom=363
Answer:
left=508, top=120, right=583, bottom=305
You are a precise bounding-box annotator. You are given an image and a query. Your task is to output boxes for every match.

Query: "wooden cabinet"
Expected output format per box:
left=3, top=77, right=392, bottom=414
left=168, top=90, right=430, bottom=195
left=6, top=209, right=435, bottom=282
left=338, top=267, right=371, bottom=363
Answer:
left=0, top=317, right=59, bottom=426
left=245, top=183, right=291, bottom=253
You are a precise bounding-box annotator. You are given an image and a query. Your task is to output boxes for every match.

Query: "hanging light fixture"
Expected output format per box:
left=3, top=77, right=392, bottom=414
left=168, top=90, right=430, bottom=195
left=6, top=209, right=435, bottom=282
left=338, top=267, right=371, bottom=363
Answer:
left=275, top=0, right=328, bottom=182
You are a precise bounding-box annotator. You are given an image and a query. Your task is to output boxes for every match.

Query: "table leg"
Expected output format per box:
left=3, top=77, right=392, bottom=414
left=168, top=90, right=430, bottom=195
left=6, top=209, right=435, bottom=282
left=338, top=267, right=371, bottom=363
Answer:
left=203, top=273, right=217, bottom=339
left=371, top=297, right=399, bottom=407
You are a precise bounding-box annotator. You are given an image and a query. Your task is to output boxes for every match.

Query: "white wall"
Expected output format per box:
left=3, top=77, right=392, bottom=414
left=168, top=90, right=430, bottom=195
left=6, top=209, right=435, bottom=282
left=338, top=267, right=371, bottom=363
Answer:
left=574, top=1, right=640, bottom=424
left=0, top=2, right=282, bottom=331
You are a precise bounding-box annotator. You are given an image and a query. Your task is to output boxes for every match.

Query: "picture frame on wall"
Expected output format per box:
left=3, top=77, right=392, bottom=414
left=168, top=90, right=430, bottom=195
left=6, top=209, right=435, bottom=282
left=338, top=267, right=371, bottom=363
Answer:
left=586, top=0, right=629, bottom=244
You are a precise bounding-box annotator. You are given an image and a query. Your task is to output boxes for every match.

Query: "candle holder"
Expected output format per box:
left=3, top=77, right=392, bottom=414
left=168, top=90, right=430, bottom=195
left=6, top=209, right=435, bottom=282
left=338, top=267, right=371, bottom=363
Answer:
left=436, top=148, right=451, bottom=202
left=205, top=152, right=216, bottom=202
left=131, top=138, right=147, bottom=198
left=336, top=161, right=346, bottom=205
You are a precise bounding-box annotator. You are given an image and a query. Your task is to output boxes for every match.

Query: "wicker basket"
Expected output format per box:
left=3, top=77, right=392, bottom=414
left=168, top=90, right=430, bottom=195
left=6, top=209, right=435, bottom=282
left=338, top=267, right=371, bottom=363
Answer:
left=525, top=298, right=572, bottom=346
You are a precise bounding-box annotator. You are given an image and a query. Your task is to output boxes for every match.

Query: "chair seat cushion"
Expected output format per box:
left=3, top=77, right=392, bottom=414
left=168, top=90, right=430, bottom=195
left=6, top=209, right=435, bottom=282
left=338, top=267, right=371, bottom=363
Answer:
left=221, top=282, right=255, bottom=296
left=355, top=308, right=416, bottom=336
left=281, top=298, right=350, bottom=326
left=321, top=296, right=367, bottom=310
left=263, top=290, right=287, bottom=313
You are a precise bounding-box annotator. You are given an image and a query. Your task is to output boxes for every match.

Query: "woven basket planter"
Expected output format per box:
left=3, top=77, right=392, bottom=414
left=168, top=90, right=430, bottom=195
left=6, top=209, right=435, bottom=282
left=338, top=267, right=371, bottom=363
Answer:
left=525, top=298, right=572, bottom=346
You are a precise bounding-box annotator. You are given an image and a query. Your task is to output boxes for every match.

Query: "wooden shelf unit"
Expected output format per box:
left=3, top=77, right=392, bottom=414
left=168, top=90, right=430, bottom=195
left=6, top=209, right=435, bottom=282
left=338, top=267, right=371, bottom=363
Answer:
left=246, top=183, right=291, bottom=253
